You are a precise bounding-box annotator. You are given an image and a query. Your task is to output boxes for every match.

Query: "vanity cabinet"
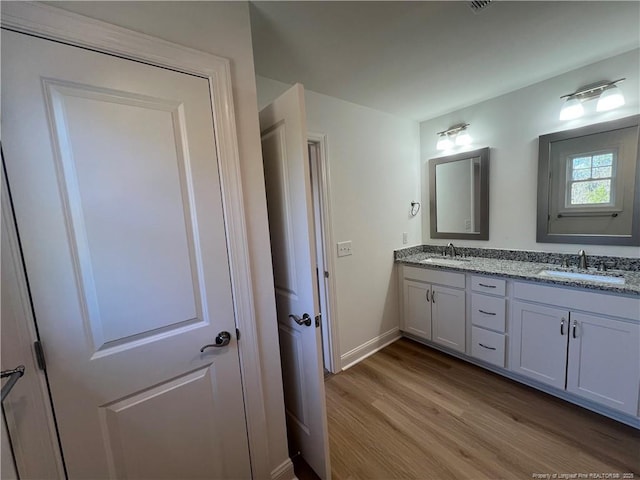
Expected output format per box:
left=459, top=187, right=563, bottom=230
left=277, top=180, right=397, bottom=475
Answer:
left=511, top=282, right=640, bottom=416
left=400, top=266, right=466, bottom=352
left=398, top=263, right=640, bottom=423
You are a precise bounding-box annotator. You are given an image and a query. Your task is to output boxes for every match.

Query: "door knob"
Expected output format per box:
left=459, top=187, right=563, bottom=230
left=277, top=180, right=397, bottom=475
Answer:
left=200, top=331, right=231, bottom=352
left=288, top=313, right=312, bottom=327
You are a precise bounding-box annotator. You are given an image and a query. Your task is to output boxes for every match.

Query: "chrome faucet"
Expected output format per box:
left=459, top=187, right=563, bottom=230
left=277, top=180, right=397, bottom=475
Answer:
left=577, top=249, right=588, bottom=270
left=446, top=242, right=457, bottom=258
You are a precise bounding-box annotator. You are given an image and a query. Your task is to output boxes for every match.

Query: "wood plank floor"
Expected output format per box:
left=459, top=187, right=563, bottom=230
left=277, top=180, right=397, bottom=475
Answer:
left=325, top=338, right=640, bottom=480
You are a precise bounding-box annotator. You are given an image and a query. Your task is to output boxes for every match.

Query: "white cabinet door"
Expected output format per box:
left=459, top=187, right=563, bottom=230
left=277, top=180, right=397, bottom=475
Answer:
left=511, top=302, right=569, bottom=389
left=431, top=286, right=466, bottom=353
left=567, top=313, right=640, bottom=416
left=403, top=280, right=432, bottom=340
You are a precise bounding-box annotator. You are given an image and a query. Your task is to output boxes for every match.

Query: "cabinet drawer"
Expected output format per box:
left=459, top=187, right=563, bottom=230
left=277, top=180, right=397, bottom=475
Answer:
left=471, top=294, right=506, bottom=332
left=471, top=276, right=506, bottom=296
left=471, top=326, right=505, bottom=368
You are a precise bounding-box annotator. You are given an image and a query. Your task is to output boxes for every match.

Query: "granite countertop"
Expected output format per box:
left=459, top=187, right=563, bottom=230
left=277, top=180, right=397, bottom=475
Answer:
left=396, top=250, right=640, bottom=296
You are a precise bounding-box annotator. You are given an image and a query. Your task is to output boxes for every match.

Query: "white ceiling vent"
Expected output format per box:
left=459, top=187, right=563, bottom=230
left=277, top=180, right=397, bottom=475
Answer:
left=469, top=1, right=493, bottom=14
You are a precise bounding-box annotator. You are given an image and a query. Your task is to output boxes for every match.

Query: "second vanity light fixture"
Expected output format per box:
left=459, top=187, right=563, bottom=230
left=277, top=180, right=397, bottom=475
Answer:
left=559, top=78, right=626, bottom=121
left=436, top=123, right=472, bottom=150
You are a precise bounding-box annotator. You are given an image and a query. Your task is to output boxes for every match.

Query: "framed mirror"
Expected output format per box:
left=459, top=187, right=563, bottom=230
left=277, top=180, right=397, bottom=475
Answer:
left=429, top=147, right=490, bottom=240
left=537, top=115, right=640, bottom=246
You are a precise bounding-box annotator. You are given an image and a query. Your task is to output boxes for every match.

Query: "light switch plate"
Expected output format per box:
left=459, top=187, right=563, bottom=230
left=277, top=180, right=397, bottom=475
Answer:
left=337, top=241, right=352, bottom=257
left=403, top=232, right=408, bottom=244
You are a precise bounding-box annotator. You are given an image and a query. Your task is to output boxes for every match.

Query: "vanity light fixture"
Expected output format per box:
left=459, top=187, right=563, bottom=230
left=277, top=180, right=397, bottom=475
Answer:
left=559, top=78, right=625, bottom=120
left=596, top=84, right=625, bottom=112
left=436, top=133, right=454, bottom=151
left=436, top=123, right=471, bottom=150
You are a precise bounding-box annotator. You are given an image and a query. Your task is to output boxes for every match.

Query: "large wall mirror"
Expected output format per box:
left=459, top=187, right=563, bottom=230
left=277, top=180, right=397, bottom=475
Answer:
left=537, top=115, right=640, bottom=246
left=429, top=147, right=490, bottom=240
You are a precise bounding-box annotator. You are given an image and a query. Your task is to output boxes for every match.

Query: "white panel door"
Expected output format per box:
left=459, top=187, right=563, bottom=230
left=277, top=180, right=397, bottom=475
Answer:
left=403, top=280, right=432, bottom=339
left=1, top=30, right=250, bottom=479
left=511, top=301, right=569, bottom=389
left=260, top=84, right=331, bottom=479
left=431, top=285, right=466, bottom=352
left=567, top=313, right=640, bottom=415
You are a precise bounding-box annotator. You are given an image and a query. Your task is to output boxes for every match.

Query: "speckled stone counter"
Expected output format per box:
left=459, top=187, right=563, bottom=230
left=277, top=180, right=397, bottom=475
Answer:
left=395, top=246, right=640, bottom=296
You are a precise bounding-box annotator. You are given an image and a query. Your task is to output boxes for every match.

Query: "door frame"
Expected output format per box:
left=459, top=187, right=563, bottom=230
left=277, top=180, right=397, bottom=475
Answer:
left=1, top=169, right=67, bottom=479
left=307, top=133, right=341, bottom=373
left=1, top=3, right=270, bottom=478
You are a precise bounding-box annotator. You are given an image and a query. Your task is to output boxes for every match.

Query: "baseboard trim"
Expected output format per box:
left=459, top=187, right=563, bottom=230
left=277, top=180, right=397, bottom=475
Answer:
left=271, top=458, right=295, bottom=480
left=340, top=328, right=401, bottom=370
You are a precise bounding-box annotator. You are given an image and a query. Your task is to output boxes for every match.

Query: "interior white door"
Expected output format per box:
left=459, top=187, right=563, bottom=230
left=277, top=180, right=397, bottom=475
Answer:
left=259, top=84, right=331, bottom=479
left=1, top=30, right=251, bottom=479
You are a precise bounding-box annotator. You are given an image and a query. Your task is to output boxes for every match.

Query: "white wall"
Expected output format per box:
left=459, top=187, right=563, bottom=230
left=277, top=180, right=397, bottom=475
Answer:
left=256, top=76, right=421, bottom=365
left=43, top=1, right=290, bottom=476
left=420, top=48, right=640, bottom=257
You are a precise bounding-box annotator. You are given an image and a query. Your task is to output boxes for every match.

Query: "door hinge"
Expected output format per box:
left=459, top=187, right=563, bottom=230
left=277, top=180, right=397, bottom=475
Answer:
left=34, top=341, right=46, bottom=371
left=324, top=271, right=329, bottom=278
left=236, top=328, right=241, bottom=341
left=315, top=314, right=321, bottom=328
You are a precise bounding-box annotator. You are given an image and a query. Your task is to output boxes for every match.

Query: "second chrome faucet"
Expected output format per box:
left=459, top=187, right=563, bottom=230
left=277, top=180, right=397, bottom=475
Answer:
left=577, top=249, right=588, bottom=270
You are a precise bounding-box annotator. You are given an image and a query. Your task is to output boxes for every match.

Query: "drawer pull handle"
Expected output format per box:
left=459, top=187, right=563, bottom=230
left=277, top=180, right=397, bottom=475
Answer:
left=560, top=318, right=565, bottom=336
left=478, top=309, right=496, bottom=316
left=426, top=290, right=430, bottom=302
left=479, top=343, right=496, bottom=351
left=478, top=283, right=496, bottom=288
left=572, top=320, right=578, bottom=339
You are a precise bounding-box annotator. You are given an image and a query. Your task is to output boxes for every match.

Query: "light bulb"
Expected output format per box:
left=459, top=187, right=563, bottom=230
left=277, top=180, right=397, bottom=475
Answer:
left=559, top=97, right=584, bottom=121
left=455, top=129, right=472, bottom=146
left=597, top=85, right=625, bottom=112
left=436, top=134, right=453, bottom=151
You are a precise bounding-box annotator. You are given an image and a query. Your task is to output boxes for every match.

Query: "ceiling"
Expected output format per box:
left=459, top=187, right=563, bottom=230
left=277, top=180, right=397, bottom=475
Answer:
left=250, top=1, right=640, bottom=122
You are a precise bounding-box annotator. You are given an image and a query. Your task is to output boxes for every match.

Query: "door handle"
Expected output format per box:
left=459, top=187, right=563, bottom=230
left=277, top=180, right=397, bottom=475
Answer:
left=1, top=365, right=25, bottom=402
left=200, top=331, right=231, bottom=352
left=289, top=313, right=312, bottom=327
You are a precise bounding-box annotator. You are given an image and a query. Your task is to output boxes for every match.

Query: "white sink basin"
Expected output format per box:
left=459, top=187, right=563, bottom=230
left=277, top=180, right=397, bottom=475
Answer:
left=538, top=269, right=625, bottom=285
left=421, top=257, right=471, bottom=267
